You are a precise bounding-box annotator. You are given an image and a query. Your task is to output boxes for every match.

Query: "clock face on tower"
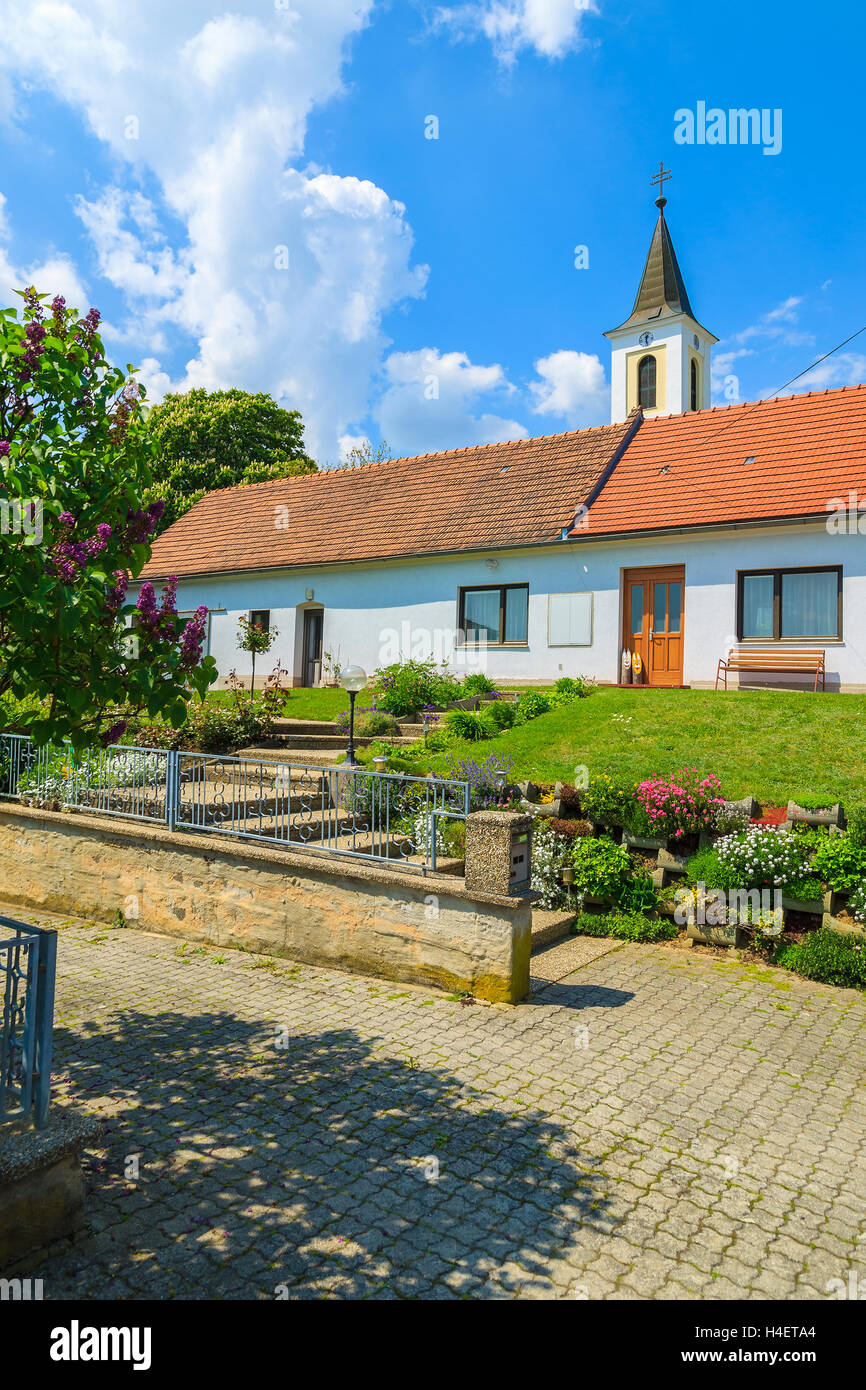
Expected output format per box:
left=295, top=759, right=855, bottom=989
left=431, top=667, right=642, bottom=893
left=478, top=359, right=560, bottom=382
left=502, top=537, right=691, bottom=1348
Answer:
left=638, top=331, right=654, bottom=347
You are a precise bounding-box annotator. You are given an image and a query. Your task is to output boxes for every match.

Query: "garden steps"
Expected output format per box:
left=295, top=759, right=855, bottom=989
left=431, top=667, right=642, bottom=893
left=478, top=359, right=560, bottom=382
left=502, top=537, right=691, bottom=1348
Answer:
left=531, top=909, right=577, bottom=951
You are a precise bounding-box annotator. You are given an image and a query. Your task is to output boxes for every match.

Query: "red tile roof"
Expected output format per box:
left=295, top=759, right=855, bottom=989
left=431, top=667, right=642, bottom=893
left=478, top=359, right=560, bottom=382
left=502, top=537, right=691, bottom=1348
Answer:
left=141, top=385, right=866, bottom=580
left=140, top=418, right=636, bottom=580
left=578, top=385, right=866, bottom=537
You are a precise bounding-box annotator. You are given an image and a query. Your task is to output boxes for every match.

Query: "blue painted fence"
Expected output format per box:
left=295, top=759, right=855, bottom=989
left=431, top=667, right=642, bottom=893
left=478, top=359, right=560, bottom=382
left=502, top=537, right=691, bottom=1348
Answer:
left=0, top=915, right=57, bottom=1128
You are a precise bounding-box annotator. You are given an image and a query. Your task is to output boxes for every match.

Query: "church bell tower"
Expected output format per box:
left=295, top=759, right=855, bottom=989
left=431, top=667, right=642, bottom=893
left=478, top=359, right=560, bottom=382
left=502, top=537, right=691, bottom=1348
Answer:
left=605, top=164, right=717, bottom=424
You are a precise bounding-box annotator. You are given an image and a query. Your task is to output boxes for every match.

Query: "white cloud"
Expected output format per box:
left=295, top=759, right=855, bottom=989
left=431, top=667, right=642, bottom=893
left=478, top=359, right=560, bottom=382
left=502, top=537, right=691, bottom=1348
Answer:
left=0, top=1, right=431, bottom=459
left=435, top=0, right=597, bottom=65
left=373, top=347, right=528, bottom=455
left=771, top=352, right=866, bottom=397
left=529, top=349, right=607, bottom=426
left=0, top=190, right=89, bottom=309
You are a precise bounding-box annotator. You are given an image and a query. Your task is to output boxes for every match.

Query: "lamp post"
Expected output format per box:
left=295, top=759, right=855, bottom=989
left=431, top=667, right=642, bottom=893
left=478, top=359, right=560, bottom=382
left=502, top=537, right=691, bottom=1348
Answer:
left=339, top=665, right=367, bottom=766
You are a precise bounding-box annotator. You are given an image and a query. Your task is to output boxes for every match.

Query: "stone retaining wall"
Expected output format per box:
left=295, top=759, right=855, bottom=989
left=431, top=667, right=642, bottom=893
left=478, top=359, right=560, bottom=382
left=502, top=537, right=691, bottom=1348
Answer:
left=0, top=805, right=531, bottom=1002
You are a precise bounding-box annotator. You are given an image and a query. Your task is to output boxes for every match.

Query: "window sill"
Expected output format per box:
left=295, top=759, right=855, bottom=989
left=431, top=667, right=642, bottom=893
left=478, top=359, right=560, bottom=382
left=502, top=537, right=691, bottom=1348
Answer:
left=737, top=638, right=843, bottom=645
left=458, top=643, right=529, bottom=650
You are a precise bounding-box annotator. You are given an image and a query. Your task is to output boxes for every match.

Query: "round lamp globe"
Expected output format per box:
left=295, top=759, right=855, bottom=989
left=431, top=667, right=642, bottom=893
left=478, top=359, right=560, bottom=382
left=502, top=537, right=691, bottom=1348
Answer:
left=339, top=665, right=367, bottom=693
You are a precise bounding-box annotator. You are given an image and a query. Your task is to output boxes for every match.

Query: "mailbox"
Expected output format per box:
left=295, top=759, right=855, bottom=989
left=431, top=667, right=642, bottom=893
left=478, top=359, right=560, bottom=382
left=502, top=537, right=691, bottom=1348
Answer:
left=510, top=827, right=532, bottom=886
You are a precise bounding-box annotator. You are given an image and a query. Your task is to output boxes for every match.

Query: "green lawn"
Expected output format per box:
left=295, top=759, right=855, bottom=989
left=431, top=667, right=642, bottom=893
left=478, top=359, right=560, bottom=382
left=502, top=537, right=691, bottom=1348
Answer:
left=208, top=686, right=350, bottom=721
left=425, top=688, right=866, bottom=806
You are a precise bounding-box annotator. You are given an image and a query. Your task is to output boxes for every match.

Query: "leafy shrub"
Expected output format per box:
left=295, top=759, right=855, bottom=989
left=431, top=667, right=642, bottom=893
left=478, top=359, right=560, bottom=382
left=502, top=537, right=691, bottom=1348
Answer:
left=685, top=845, right=741, bottom=891
left=462, top=672, right=495, bottom=695
left=845, top=806, right=866, bottom=845
left=634, top=767, right=724, bottom=840
left=811, top=834, right=866, bottom=892
left=183, top=699, right=276, bottom=752
left=569, top=836, right=631, bottom=902
left=483, top=700, right=516, bottom=732
left=548, top=817, right=593, bottom=839
left=530, top=818, right=571, bottom=908
left=715, top=826, right=809, bottom=890
left=581, top=773, right=638, bottom=827
left=372, top=658, right=463, bottom=717
left=355, top=711, right=401, bottom=737
left=553, top=675, right=596, bottom=698
left=574, top=912, right=677, bottom=943
left=448, top=752, right=518, bottom=810
left=513, top=690, right=552, bottom=724
left=445, top=709, right=494, bottom=742
left=784, top=874, right=824, bottom=901
left=558, top=783, right=582, bottom=813
left=848, top=882, right=866, bottom=923
left=777, top=929, right=866, bottom=989
left=711, top=803, right=751, bottom=836
left=616, top=872, right=659, bottom=915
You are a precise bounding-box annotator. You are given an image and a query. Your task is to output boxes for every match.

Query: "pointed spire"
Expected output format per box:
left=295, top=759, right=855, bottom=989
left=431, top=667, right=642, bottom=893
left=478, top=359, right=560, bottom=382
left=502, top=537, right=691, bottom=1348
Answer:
left=609, top=166, right=697, bottom=331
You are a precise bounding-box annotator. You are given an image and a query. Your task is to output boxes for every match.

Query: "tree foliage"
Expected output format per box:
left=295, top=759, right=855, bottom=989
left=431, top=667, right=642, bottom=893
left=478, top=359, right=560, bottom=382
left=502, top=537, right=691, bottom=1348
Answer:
left=0, top=288, right=216, bottom=746
left=145, top=387, right=317, bottom=531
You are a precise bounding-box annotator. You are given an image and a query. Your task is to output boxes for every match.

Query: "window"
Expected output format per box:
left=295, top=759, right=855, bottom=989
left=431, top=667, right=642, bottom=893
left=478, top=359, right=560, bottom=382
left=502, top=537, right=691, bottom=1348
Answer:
left=690, top=357, right=699, bottom=412
left=249, top=609, right=270, bottom=633
left=459, top=584, right=528, bottom=645
left=548, top=592, right=592, bottom=646
left=638, top=354, right=656, bottom=409
left=738, top=568, right=841, bottom=640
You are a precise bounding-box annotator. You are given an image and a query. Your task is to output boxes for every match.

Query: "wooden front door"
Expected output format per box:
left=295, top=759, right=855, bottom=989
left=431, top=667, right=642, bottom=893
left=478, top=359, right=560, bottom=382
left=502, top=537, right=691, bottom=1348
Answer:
left=623, top=566, right=685, bottom=687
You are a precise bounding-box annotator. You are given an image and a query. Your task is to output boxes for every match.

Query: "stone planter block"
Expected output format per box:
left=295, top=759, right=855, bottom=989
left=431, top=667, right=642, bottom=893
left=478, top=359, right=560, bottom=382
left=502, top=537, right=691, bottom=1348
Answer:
left=686, top=919, right=742, bottom=948
left=622, top=830, right=667, bottom=852
left=657, top=847, right=689, bottom=874
left=781, top=894, right=824, bottom=915
left=823, top=889, right=848, bottom=915
left=821, top=912, right=865, bottom=938
left=650, top=866, right=668, bottom=889
left=722, top=795, right=760, bottom=820
left=787, top=801, right=844, bottom=827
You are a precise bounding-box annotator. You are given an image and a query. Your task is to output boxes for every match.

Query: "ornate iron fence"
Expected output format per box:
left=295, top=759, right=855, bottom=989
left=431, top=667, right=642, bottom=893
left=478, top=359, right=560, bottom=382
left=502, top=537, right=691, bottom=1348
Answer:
left=174, top=753, right=469, bottom=870
left=0, top=735, right=469, bottom=873
left=0, top=915, right=57, bottom=1128
left=0, top=733, right=168, bottom=823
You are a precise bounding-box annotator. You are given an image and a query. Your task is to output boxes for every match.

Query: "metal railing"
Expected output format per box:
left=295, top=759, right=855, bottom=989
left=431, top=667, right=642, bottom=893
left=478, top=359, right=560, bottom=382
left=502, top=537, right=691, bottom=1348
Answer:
left=0, top=915, right=57, bottom=1128
left=173, top=752, right=469, bottom=870
left=0, top=734, right=169, bottom=823
left=1, top=735, right=469, bottom=874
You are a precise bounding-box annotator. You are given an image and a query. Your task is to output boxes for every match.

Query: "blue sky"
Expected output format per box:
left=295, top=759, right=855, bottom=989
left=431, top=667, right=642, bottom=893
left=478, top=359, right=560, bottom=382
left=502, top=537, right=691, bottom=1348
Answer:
left=0, top=0, right=863, bottom=464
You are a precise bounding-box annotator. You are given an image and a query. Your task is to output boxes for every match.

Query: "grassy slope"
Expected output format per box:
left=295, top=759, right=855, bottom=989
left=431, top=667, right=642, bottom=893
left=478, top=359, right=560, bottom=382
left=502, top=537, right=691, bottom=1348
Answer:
left=427, top=688, right=866, bottom=805
left=208, top=687, right=350, bottom=721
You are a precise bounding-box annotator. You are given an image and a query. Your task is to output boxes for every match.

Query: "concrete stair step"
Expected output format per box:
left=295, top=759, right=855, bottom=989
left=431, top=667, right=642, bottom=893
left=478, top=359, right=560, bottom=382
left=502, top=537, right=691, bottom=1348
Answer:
left=237, top=747, right=346, bottom=767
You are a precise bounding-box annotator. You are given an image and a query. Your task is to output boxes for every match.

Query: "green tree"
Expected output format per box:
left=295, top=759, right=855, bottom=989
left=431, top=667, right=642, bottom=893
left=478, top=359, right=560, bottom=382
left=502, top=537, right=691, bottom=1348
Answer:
left=0, top=288, right=217, bottom=746
left=237, top=615, right=277, bottom=700
left=145, top=388, right=317, bottom=531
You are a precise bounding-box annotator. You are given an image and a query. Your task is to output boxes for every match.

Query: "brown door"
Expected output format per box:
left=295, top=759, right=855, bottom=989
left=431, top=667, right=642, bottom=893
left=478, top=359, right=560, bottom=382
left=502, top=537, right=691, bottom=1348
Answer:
left=623, top=566, right=684, bottom=687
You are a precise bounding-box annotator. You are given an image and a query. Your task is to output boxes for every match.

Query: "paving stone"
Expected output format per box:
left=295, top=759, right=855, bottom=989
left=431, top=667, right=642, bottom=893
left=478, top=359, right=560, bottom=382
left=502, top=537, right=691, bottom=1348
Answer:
left=17, top=919, right=866, bottom=1301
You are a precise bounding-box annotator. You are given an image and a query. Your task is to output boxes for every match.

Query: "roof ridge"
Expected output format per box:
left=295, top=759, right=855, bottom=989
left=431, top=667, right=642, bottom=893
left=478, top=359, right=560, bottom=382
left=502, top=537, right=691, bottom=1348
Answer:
left=196, top=416, right=632, bottom=501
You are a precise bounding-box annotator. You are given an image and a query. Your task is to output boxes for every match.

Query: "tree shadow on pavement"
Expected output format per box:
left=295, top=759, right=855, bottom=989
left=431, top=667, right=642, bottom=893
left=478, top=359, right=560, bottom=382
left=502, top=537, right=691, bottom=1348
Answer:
left=31, top=1006, right=615, bottom=1300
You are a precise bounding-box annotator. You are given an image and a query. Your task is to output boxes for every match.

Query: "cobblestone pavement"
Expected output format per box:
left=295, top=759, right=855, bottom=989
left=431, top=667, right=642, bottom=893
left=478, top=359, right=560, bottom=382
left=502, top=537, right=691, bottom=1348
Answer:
left=22, top=918, right=866, bottom=1300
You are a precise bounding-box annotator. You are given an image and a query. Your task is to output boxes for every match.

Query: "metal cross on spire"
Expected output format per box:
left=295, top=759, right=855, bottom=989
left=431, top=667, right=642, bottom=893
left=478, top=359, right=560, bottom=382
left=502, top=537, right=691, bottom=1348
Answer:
left=650, top=161, right=672, bottom=208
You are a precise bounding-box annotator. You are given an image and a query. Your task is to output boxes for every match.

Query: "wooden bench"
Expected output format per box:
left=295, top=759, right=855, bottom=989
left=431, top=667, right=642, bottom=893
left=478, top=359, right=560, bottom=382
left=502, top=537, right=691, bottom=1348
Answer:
left=715, top=646, right=826, bottom=692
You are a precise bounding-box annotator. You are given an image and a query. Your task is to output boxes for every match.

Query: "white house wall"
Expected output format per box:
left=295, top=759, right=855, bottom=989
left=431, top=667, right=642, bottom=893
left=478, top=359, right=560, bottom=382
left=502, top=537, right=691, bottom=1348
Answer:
left=154, top=520, right=866, bottom=690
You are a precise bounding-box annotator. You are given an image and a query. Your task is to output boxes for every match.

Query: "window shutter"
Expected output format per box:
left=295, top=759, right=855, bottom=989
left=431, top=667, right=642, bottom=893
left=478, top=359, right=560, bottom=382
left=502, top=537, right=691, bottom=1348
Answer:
left=548, top=592, right=593, bottom=646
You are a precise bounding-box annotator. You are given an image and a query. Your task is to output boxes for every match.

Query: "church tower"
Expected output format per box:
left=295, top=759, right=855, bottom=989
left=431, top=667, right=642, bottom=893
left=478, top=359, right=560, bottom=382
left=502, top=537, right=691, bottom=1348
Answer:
left=605, top=165, right=717, bottom=424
